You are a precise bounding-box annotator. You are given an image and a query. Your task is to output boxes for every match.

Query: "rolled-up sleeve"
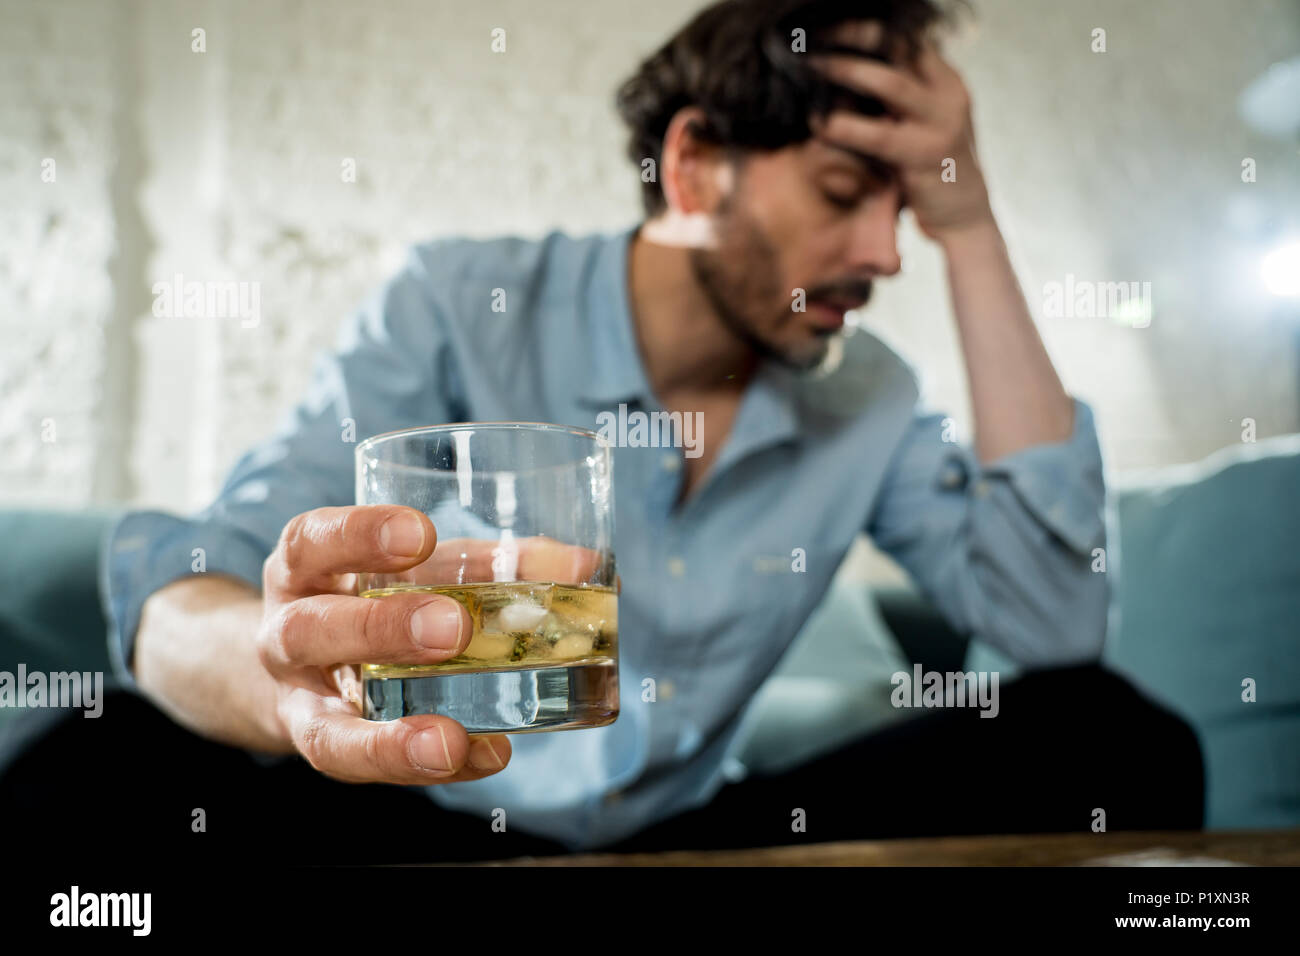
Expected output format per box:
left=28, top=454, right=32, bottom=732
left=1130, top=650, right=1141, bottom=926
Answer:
left=866, top=398, right=1108, bottom=666
left=100, top=246, right=461, bottom=690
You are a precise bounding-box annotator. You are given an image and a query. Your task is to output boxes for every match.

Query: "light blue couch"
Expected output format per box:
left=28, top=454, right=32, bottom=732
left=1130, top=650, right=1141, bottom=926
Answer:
left=733, top=434, right=1300, bottom=831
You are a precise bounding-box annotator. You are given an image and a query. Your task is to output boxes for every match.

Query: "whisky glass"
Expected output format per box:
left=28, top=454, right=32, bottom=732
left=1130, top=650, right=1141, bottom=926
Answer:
left=355, top=422, right=618, bottom=733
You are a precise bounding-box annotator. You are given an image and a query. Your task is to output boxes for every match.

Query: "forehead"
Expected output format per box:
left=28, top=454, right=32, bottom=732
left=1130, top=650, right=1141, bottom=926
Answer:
left=734, top=138, right=898, bottom=192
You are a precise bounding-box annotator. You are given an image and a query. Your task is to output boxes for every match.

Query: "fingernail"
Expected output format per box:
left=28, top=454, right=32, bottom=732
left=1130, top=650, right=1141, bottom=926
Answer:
left=409, top=725, right=455, bottom=773
left=410, top=600, right=464, bottom=651
left=469, top=737, right=505, bottom=771
left=380, top=514, right=426, bottom=557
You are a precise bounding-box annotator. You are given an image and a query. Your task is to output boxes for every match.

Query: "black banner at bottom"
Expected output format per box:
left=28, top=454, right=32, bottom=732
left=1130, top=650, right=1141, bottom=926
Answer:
left=3, top=861, right=1291, bottom=942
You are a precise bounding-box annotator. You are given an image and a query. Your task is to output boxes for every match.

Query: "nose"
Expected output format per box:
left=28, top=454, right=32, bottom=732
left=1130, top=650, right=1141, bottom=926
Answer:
left=846, top=193, right=903, bottom=278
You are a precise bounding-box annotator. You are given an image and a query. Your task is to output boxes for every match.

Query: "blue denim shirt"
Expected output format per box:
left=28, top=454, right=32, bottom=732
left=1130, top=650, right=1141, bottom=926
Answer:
left=101, top=225, right=1108, bottom=851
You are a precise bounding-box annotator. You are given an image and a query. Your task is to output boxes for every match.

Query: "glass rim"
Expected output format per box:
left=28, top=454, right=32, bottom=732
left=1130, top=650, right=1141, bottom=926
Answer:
left=356, top=420, right=606, bottom=460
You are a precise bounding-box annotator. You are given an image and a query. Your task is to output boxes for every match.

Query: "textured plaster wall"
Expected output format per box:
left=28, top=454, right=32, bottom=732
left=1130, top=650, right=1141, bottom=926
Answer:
left=0, top=0, right=137, bottom=505
left=2, top=0, right=1298, bottom=519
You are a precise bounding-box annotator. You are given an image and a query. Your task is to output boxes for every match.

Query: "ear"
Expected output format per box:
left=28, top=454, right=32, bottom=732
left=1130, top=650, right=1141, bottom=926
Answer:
left=658, top=106, right=734, bottom=215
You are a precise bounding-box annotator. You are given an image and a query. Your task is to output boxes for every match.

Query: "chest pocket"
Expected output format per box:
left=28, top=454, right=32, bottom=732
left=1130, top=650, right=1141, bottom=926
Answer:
left=736, top=538, right=841, bottom=625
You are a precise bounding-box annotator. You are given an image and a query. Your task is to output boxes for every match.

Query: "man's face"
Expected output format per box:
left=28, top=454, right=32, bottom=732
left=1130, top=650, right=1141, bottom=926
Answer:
left=689, top=139, right=905, bottom=370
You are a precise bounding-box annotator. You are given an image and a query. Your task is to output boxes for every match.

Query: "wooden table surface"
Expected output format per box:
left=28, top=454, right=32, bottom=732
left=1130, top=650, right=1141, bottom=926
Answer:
left=468, top=829, right=1300, bottom=867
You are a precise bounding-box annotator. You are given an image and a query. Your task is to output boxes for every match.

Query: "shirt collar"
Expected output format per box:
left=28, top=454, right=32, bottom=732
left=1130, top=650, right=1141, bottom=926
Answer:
left=579, top=223, right=803, bottom=454
left=579, top=224, right=654, bottom=407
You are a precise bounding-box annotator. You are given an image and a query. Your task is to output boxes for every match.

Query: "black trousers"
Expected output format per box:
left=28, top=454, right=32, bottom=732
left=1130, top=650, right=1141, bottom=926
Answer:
left=0, top=664, right=1203, bottom=864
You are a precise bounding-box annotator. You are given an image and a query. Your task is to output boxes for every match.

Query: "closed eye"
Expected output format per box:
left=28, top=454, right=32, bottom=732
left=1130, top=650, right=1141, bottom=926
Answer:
left=822, top=189, right=860, bottom=210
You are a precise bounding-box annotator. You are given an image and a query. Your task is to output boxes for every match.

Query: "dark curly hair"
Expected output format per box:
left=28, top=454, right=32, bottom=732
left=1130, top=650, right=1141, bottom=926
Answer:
left=615, top=0, right=960, bottom=216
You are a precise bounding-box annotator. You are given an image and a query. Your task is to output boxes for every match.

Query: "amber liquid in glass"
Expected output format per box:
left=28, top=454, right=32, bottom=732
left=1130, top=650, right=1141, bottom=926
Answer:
left=360, top=582, right=619, bottom=732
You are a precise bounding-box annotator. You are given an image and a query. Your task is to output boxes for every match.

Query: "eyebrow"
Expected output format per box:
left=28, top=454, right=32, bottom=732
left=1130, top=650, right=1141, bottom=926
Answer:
left=816, top=142, right=897, bottom=188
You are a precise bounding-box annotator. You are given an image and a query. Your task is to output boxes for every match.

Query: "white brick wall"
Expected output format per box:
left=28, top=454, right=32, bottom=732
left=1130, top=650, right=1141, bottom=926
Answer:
left=2, top=0, right=1298, bottom=516
left=0, top=0, right=126, bottom=505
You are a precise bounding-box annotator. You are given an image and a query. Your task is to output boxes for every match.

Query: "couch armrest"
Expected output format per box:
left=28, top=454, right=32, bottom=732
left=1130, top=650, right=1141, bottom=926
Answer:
left=0, top=508, right=120, bottom=676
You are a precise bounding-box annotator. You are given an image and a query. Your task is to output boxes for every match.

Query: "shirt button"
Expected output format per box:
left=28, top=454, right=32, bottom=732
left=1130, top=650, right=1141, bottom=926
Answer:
left=605, top=789, right=624, bottom=805
left=659, top=679, right=675, bottom=700
left=940, top=464, right=965, bottom=490
left=973, top=479, right=991, bottom=498
left=667, top=557, right=686, bottom=577
left=661, top=454, right=680, bottom=472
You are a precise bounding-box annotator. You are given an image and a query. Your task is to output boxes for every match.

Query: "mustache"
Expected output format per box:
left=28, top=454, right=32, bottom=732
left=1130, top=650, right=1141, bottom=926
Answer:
left=806, top=279, right=873, bottom=309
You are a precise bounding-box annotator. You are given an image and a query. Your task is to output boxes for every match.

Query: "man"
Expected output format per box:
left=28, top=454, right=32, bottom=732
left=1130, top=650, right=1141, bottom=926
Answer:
left=19, top=0, right=1201, bottom=860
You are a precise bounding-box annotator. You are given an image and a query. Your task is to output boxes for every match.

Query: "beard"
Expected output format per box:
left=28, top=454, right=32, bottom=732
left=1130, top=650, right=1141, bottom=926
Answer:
left=688, top=191, right=834, bottom=373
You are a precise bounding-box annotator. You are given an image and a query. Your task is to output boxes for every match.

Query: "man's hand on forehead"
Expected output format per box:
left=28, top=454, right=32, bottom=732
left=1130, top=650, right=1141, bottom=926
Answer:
left=807, top=20, right=898, bottom=123
left=805, top=18, right=993, bottom=241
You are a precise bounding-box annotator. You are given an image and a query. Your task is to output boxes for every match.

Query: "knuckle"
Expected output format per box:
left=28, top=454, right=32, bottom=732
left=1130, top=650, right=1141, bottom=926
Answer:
left=363, top=724, right=388, bottom=775
left=272, top=601, right=309, bottom=664
left=338, top=506, right=374, bottom=557
left=254, top=623, right=278, bottom=672
left=360, top=594, right=401, bottom=653
left=278, top=513, right=313, bottom=573
left=255, top=604, right=289, bottom=669
left=296, top=716, right=329, bottom=771
left=260, top=552, right=277, bottom=592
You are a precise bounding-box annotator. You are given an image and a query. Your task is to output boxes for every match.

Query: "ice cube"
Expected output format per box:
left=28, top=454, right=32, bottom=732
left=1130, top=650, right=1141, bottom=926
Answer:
left=552, top=634, right=595, bottom=660
left=461, top=630, right=515, bottom=660
left=494, top=602, right=549, bottom=632
left=552, top=589, right=615, bottom=635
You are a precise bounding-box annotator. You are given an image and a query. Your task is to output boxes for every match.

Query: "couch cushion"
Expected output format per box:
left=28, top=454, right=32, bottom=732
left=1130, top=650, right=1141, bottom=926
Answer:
left=968, top=435, right=1300, bottom=829
left=0, top=509, right=120, bottom=732
left=729, top=567, right=917, bottom=776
